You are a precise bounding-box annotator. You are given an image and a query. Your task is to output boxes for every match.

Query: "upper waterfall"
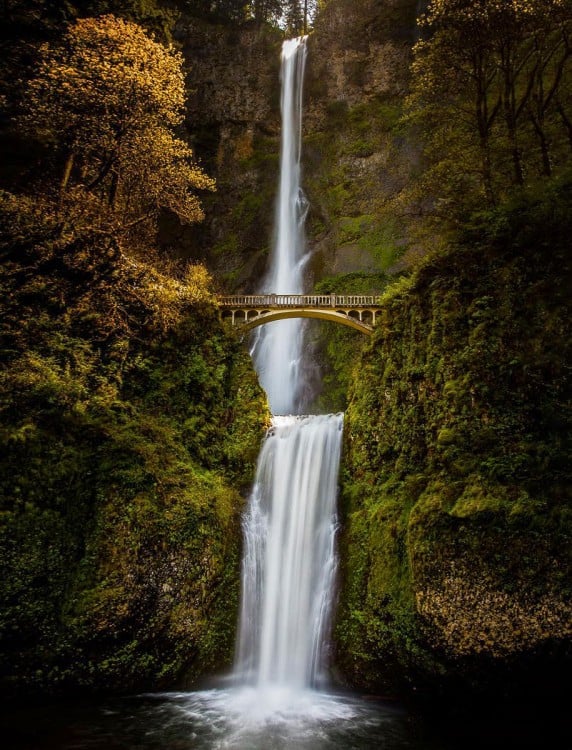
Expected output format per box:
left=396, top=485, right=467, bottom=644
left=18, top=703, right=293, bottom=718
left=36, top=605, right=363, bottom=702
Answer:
left=251, top=36, right=309, bottom=415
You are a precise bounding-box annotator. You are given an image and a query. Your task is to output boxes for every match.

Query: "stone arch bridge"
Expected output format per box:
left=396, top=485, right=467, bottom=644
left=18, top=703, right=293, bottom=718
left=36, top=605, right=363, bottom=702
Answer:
left=218, top=294, right=382, bottom=335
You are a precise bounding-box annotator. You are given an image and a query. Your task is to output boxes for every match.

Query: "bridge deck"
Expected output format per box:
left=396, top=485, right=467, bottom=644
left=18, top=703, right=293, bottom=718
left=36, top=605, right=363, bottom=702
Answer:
left=217, top=294, right=382, bottom=335
left=218, top=294, right=382, bottom=308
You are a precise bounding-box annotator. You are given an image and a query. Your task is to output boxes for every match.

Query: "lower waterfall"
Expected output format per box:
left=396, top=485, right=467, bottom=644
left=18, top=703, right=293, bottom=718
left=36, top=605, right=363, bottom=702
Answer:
left=234, top=413, right=343, bottom=689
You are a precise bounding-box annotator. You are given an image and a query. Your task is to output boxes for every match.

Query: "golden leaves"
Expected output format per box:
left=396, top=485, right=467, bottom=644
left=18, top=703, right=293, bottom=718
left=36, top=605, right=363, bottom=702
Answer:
left=415, top=558, right=572, bottom=657
left=22, top=14, right=215, bottom=241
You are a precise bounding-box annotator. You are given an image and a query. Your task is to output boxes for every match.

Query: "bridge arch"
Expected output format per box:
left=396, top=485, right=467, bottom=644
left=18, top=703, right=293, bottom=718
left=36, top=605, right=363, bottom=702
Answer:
left=218, top=294, right=382, bottom=336
left=223, top=308, right=374, bottom=335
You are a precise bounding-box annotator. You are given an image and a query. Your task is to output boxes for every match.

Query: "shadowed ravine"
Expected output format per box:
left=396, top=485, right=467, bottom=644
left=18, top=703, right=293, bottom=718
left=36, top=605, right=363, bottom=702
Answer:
left=117, top=37, right=406, bottom=745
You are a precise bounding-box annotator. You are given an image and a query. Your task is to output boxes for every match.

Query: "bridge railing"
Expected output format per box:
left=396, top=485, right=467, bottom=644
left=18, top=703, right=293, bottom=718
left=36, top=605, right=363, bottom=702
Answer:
left=217, top=294, right=382, bottom=308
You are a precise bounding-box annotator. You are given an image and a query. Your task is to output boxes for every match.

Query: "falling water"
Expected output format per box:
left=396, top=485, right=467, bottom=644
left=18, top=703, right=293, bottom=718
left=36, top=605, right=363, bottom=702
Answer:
left=233, top=36, right=343, bottom=698
left=251, top=37, right=310, bottom=416
left=112, top=35, right=403, bottom=745
left=234, top=413, right=343, bottom=689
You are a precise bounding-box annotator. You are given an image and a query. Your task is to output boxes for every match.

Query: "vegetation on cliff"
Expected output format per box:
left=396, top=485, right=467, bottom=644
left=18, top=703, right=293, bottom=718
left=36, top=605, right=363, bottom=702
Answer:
left=336, top=173, right=572, bottom=696
left=0, top=211, right=267, bottom=696
left=310, top=0, right=572, bottom=697
left=407, top=0, right=572, bottom=219
left=0, top=9, right=268, bottom=697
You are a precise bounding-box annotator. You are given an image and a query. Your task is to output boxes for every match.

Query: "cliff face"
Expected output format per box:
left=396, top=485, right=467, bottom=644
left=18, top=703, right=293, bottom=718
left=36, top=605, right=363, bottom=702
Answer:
left=301, top=0, right=422, bottom=411
left=174, top=1, right=422, bottom=295
left=305, top=0, right=420, bottom=280
left=336, top=182, right=572, bottom=696
left=162, top=18, right=283, bottom=291
left=0, top=215, right=268, bottom=697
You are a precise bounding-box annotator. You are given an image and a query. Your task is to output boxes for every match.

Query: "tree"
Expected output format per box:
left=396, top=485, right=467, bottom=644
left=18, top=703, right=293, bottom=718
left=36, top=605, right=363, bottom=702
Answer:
left=23, top=14, right=214, bottom=241
left=250, top=0, right=283, bottom=24
left=283, top=0, right=318, bottom=34
left=181, top=0, right=250, bottom=23
left=408, top=0, right=572, bottom=214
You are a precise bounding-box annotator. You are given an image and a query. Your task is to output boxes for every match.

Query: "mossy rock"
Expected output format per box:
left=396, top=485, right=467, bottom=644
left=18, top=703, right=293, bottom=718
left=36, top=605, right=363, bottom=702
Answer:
left=0, top=221, right=269, bottom=697
left=336, top=180, right=572, bottom=699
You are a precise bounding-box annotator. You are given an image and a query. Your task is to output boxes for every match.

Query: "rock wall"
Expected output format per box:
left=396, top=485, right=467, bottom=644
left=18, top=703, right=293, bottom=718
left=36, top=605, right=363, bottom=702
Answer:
left=303, top=0, right=420, bottom=282
left=301, top=0, right=422, bottom=411
left=163, top=18, right=283, bottom=291
left=173, top=1, right=422, bottom=295
left=0, top=223, right=269, bottom=697
left=335, top=183, right=572, bottom=697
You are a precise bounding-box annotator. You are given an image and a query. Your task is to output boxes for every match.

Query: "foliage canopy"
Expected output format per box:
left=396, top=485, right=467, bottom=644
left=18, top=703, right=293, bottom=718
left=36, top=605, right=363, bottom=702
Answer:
left=23, top=14, right=215, bottom=246
left=407, top=0, right=572, bottom=217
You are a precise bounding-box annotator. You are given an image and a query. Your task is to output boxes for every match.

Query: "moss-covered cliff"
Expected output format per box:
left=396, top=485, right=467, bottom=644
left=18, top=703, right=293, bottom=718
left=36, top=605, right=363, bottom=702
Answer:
left=0, top=199, right=268, bottom=697
left=336, top=178, right=572, bottom=697
left=305, top=0, right=420, bottom=276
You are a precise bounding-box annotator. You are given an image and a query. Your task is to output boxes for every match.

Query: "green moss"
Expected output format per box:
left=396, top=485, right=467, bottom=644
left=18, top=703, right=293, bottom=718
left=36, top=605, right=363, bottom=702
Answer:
left=357, top=218, right=404, bottom=269
left=0, top=219, right=268, bottom=697
left=348, top=99, right=403, bottom=134
left=336, top=179, right=572, bottom=693
left=337, top=215, right=375, bottom=244
left=204, top=128, right=279, bottom=291
left=312, top=272, right=389, bottom=412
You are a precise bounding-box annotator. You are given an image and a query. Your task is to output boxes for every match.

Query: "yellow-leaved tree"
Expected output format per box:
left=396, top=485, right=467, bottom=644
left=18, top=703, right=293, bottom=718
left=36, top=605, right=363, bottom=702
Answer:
left=23, top=14, right=214, bottom=241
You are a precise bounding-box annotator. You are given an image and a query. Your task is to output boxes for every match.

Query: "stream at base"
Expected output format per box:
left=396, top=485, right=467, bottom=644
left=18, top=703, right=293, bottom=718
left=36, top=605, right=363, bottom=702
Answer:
left=3, top=690, right=570, bottom=750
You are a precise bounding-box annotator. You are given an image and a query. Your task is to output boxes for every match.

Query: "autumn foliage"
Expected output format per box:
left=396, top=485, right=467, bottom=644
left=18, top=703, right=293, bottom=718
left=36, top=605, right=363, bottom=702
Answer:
left=22, top=14, right=215, bottom=245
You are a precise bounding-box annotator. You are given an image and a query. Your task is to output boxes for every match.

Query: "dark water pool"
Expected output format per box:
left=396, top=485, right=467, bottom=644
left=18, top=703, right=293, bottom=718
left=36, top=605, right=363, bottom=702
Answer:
left=1, top=686, right=569, bottom=750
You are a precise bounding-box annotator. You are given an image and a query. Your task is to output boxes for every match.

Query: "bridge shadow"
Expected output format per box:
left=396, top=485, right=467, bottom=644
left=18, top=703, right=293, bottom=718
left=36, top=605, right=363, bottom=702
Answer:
left=222, top=308, right=374, bottom=335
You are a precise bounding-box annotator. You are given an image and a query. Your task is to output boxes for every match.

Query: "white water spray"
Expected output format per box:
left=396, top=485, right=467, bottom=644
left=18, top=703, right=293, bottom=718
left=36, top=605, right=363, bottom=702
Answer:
left=252, top=37, right=309, bottom=415
left=234, top=413, right=343, bottom=689
left=233, top=37, right=343, bottom=711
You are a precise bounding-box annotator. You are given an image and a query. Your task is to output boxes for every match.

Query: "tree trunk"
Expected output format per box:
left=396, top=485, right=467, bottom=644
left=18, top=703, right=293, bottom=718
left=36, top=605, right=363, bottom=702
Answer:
left=480, top=135, right=496, bottom=206
left=108, top=169, right=120, bottom=209
left=60, top=151, right=75, bottom=198
left=556, top=100, right=572, bottom=150
left=528, top=109, right=552, bottom=176
left=473, top=48, right=498, bottom=206
left=500, top=42, right=524, bottom=186
left=504, top=94, right=524, bottom=185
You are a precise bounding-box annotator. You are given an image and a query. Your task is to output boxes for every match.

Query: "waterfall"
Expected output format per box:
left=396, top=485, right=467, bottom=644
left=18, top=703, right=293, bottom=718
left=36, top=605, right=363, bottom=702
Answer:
left=234, top=413, right=343, bottom=689
left=251, top=37, right=309, bottom=416
left=234, top=37, right=343, bottom=698
left=124, top=35, right=390, bottom=742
